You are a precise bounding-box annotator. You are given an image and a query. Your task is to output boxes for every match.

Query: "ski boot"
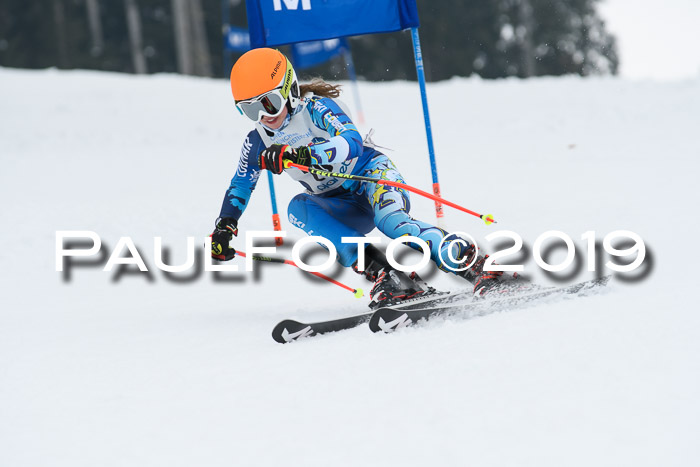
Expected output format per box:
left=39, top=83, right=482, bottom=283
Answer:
left=458, top=243, right=507, bottom=297
left=353, top=245, right=435, bottom=309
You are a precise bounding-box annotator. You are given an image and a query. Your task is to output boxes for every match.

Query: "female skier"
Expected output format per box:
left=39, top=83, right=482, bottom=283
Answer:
left=211, top=48, right=503, bottom=307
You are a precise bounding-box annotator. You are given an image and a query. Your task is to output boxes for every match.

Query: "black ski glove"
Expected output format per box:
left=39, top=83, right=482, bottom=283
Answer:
left=258, top=144, right=312, bottom=174
left=211, top=217, right=238, bottom=261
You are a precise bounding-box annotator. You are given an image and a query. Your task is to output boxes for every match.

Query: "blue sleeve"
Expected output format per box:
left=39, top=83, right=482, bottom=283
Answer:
left=305, top=97, right=363, bottom=166
left=219, top=131, right=264, bottom=221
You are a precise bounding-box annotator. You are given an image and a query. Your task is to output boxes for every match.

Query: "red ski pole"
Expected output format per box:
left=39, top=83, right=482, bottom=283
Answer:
left=283, top=160, right=496, bottom=225
left=237, top=250, right=364, bottom=298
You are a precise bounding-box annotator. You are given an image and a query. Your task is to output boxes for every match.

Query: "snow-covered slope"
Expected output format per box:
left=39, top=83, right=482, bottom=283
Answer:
left=1, top=67, right=698, bottom=466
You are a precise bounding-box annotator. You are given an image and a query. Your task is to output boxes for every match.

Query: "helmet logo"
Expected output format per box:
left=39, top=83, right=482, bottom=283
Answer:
left=271, top=60, right=282, bottom=79
left=280, top=60, right=294, bottom=99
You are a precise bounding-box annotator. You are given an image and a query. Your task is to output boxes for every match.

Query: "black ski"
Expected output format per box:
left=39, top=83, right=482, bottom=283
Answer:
left=388, top=281, right=544, bottom=311
left=271, top=290, right=451, bottom=343
left=271, top=312, right=374, bottom=343
left=369, top=276, right=611, bottom=333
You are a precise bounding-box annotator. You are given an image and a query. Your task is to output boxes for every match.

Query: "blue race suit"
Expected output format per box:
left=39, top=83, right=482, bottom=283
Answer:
left=219, top=95, right=467, bottom=270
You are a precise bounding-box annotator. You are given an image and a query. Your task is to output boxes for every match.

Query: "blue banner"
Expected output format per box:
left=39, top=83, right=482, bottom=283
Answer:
left=246, top=0, right=419, bottom=48
left=224, top=26, right=251, bottom=52
left=291, top=38, right=348, bottom=69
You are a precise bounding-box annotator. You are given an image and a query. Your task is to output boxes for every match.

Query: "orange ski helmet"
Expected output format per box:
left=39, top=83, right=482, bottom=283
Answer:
left=230, top=48, right=300, bottom=120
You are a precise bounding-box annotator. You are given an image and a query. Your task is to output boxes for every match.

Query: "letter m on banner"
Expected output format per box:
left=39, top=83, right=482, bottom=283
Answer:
left=245, top=0, right=446, bottom=223
left=273, top=0, right=311, bottom=11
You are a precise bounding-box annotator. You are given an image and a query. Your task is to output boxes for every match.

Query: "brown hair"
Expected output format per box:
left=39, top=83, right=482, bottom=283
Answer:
left=299, top=78, right=342, bottom=98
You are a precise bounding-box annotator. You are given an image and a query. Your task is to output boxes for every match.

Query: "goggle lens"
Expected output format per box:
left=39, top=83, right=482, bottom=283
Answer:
left=237, top=90, right=285, bottom=122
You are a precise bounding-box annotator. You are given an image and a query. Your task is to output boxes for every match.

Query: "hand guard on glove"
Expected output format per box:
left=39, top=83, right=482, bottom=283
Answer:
left=258, top=144, right=311, bottom=174
left=211, top=217, right=238, bottom=261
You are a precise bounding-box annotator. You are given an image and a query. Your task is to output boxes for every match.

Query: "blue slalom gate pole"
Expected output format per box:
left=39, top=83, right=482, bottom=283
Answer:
left=410, top=27, right=443, bottom=224
left=267, top=171, right=283, bottom=246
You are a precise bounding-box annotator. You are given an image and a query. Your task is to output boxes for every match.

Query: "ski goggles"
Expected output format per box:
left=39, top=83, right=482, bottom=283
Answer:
left=235, top=88, right=287, bottom=122
left=235, top=59, right=296, bottom=122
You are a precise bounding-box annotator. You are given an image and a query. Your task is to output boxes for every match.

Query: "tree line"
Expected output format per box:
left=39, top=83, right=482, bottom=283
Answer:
left=0, top=0, right=618, bottom=81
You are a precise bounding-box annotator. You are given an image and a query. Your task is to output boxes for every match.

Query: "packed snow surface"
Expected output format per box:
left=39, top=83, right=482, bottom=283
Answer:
left=1, top=67, right=699, bottom=466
